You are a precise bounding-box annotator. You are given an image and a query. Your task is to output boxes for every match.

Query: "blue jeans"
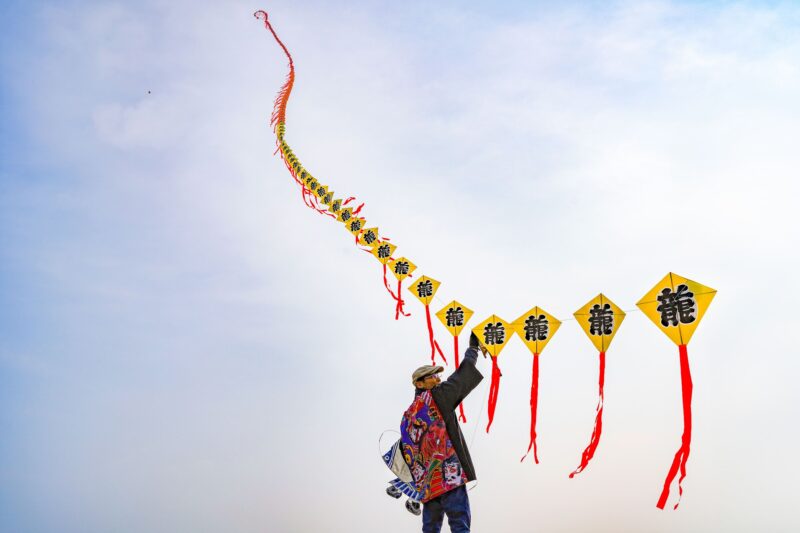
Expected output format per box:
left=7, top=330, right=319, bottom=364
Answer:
left=422, top=485, right=471, bottom=533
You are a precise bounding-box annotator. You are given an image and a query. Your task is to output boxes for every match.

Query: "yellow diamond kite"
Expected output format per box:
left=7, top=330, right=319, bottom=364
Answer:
left=346, top=217, right=366, bottom=235
left=436, top=301, right=474, bottom=337
left=574, top=294, right=626, bottom=353
left=371, top=241, right=396, bottom=265
left=328, top=198, right=343, bottom=214
left=408, top=275, right=440, bottom=305
left=512, top=306, right=561, bottom=355
left=336, top=206, right=354, bottom=223
left=358, top=227, right=380, bottom=247
left=472, top=314, right=512, bottom=358
left=636, top=272, right=716, bottom=346
left=389, top=256, right=416, bottom=281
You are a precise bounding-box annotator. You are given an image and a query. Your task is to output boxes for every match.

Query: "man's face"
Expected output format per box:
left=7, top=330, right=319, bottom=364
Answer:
left=416, top=373, right=441, bottom=390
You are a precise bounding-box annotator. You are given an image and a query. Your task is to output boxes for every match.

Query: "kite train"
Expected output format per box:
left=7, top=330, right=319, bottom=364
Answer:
left=255, top=10, right=716, bottom=509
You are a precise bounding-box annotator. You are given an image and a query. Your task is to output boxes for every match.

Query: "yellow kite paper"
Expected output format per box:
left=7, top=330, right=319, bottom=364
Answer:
left=346, top=217, right=366, bottom=236
left=371, top=241, right=396, bottom=265
left=436, top=300, right=475, bottom=422
left=358, top=227, right=380, bottom=247
left=408, top=276, right=440, bottom=306
left=408, top=276, right=447, bottom=365
left=512, top=306, right=561, bottom=463
left=336, top=206, right=354, bottom=224
left=389, top=257, right=416, bottom=281
left=436, top=301, right=474, bottom=337
left=569, top=294, right=626, bottom=478
left=637, top=272, right=716, bottom=510
left=387, top=256, right=415, bottom=320
left=472, top=314, right=512, bottom=433
left=512, top=306, right=561, bottom=356
left=637, top=273, right=716, bottom=347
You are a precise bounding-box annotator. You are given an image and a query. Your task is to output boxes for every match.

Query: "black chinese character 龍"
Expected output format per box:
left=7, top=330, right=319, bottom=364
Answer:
left=656, top=284, right=696, bottom=327
left=446, top=307, right=464, bottom=328
left=349, top=220, right=362, bottom=232
left=394, top=260, right=409, bottom=275
left=363, top=230, right=377, bottom=245
left=377, top=244, right=392, bottom=259
left=524, top=314, right=549, bottom=342
left=483, top=322, right=505, bottom=345
left=340, top=210, right=351, bottom=222
left=588, top=303, right=614, bottom=336
left=416, top=280, right=433, bottom=298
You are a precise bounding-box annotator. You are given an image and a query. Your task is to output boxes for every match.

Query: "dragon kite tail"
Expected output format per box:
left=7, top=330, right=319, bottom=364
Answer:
left=253, top=11, right=294, bottom=131
left=255, top=10, right=337, bottom=217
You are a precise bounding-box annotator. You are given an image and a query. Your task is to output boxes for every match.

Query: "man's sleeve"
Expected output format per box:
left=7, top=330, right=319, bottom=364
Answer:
left=434, top=347, right=484, bottom=413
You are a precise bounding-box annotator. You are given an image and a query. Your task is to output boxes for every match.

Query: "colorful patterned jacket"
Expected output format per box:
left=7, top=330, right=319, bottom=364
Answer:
left=400, top=346, right=483, bottom=502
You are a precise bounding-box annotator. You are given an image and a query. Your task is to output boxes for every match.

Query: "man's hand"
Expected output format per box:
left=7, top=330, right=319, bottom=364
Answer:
left=469, top=332, right=480, bottom=348
left=470, top=332, right=489, bottom=358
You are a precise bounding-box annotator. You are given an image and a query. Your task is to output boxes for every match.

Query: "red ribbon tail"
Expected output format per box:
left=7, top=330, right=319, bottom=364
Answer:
left=383, top=267, right=411, bottom=321
left=570, top=351, right=606, bottom=478
left=486, top=357, right=502, bottom=433
left=424, top=306, right=447, bottom=365
left=394, top=280, right=410, bottom=320
left=656, top=344, right=693, bottom=510
left=434, top=340, right=447, bottom=365
left=520, top=355, right=540, bottom=463
left=382, top=264, right=397, bottom=299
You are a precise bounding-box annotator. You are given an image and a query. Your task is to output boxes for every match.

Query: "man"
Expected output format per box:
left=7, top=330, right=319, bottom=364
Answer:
left=401, top=332, right=485, bottom=533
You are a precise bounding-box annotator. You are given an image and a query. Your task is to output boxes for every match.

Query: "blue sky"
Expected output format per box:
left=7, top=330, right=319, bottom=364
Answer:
left=2, top=1, right=799, bottom=531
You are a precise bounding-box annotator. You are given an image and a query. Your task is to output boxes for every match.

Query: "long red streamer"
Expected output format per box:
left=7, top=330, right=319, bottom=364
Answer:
left=486, top=356, right=502, bottom=433
left=424, top=306, right=447, bottom=365
left=520, top=354, right=540, bottom=463
left=656, top=344, right=693, bottom=510
left=395, top=280, right=410, bottom=319
left=257, top=11, right=340, bottom=221
left=569, top=351, right=606, bottom=477
left=454, top=336, right=466, bottom=423
left=254, top=10, right=293, bottom=129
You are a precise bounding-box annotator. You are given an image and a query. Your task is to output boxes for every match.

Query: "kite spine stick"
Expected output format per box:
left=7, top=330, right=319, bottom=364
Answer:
left=656, top=344, right=693, bottom=510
